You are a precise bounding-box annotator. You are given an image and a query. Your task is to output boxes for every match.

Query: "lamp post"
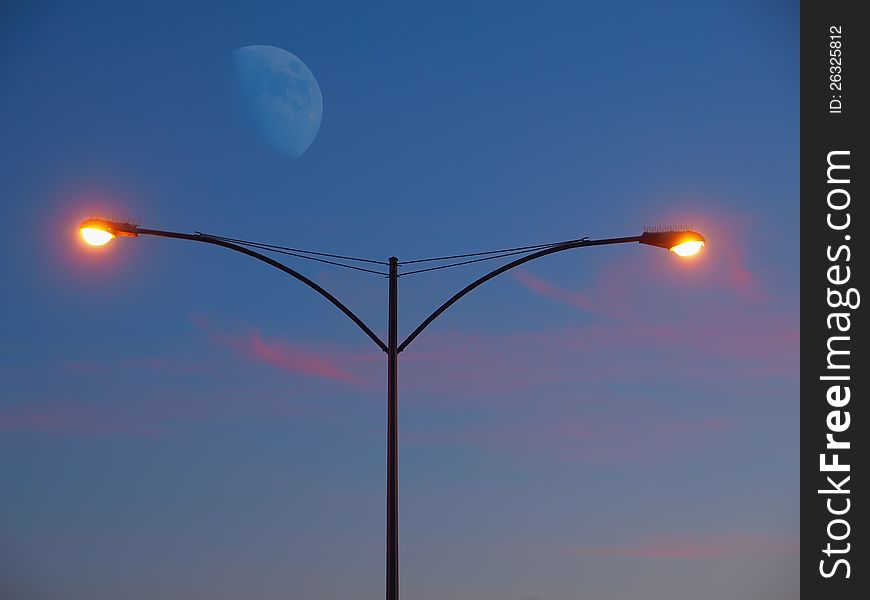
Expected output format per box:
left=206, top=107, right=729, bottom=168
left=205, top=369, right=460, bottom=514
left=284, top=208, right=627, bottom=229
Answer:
left=79, top=218, right=705, bottom=600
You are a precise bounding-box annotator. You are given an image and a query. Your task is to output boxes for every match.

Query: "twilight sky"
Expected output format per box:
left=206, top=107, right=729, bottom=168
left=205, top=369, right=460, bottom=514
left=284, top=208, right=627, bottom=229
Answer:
left=0, top=1, right=799, bottom=599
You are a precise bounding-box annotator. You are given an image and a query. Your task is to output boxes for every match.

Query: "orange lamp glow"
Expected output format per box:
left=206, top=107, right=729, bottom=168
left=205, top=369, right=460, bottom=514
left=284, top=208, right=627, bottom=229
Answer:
left=79, top=218, right=139, bottom=246
left=81, top=227, right=115, bottom=246
left=670, top=239, right=705, bottom=256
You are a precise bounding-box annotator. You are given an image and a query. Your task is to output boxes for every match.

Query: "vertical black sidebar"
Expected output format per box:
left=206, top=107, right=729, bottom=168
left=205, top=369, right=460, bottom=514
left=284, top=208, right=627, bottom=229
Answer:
left=802, top=1, right=867, bottom=597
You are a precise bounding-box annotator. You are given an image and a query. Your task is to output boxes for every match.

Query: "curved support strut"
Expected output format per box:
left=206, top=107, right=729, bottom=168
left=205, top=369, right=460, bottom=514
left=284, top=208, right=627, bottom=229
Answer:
left=397, top=236, right=641, bottom=353
left=137, top=228, right=388, bottom=353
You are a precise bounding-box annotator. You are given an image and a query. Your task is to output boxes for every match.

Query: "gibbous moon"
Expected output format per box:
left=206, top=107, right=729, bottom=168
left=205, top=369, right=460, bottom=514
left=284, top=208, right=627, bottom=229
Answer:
left=233, top=45, right=323, bottom=158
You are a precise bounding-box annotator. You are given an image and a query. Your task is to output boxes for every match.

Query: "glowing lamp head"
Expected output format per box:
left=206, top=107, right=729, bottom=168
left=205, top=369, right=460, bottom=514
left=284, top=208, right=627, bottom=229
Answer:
left=79, top=218, right=139, bottom=246
left=80, top=227, right=115, bottom=246
left=670, top=240, right=705, bottom=256
left=639, top=228, right=706, bottom=257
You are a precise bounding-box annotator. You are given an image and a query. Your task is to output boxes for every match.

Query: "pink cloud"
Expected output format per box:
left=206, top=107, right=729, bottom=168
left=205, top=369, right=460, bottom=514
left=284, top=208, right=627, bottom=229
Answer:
left=191, top=315, right=377, bottom=385
left=395, top=305, right=798, bottom=399
left=246, top=331, right=359, bottom=383
left=0, top=406, right=164, bottom=437
left=404, top=416, right=735, bottom=464
left=513, top=270, right=616, bottom=318
left=0, top=407, right=78, bottom=431
left=60, top=356, right=210, bottom=375
left=0, top=386, right=335, bottom=437
left=577, top=532, right=799, bottom=559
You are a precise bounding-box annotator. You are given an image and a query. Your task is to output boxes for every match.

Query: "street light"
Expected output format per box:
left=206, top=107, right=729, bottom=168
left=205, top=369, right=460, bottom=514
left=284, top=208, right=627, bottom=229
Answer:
left=79, top=218, right=138, bottom=246
left=78, top=217, right=705, bottom=600
left=638, top=228, right=706, bottom=256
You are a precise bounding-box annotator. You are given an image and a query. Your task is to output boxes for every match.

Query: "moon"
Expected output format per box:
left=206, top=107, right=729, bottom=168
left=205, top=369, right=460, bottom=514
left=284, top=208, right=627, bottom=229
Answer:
left=233, top=45, right=323, bottom=158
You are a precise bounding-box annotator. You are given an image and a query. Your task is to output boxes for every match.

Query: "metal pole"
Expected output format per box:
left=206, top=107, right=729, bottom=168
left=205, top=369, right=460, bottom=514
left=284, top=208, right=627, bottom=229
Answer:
left=386, top=256, right=399, bottom=600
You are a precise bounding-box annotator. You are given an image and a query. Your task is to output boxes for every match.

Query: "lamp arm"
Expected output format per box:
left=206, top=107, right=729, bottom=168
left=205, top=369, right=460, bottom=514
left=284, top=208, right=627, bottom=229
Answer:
left=137, top=228, right=388, bottom=353
left=397, top=235, right=641, bottom=353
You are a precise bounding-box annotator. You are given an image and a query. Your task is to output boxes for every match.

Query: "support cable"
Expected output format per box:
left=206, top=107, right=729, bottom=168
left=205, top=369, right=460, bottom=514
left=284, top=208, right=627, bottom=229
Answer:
left=398, top=238, right=587, bottom=277
left=199, top=232, right=389, bottom=265
left=398, top=240, right=572, bottom=265
left=197, top=233, right=389, bottom=276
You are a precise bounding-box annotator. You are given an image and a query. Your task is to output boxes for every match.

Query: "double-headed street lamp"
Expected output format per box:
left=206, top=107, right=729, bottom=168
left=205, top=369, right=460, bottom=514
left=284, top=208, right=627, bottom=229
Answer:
left=79, top=218, right=705, bottom=600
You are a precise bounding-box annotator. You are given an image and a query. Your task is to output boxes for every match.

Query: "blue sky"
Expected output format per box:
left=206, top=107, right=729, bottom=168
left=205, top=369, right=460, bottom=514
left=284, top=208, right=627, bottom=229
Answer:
left=1, top=1, right=798, bottom=599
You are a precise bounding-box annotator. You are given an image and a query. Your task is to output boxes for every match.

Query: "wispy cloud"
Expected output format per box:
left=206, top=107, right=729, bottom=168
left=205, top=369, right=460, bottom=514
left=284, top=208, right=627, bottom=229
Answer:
left=396, top=305, right=798, bottom=399
left=191, top=315, right=376, bottom=385
left=512, top=270, right=617, bottom=318
left=404, top=416, right=735, bottom=463
left=59, top=356, right=210, bottom=375
left=0, top=405, right=165, bottom=437
left=575, top=532, right=799, bottom=559
left=245, top=331, right=359, bottom=383
left=0, top=386, right=334, bottom=437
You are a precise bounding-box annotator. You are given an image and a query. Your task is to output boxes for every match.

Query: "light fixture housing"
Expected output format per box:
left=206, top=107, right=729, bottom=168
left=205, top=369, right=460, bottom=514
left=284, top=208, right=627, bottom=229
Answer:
left=79, top=218, right=139, bottom=246
left=639, top=228, right=706, bottom=256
